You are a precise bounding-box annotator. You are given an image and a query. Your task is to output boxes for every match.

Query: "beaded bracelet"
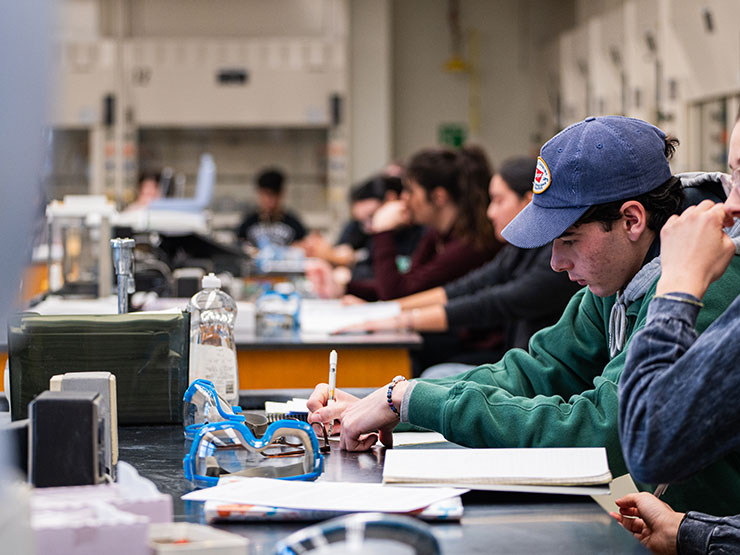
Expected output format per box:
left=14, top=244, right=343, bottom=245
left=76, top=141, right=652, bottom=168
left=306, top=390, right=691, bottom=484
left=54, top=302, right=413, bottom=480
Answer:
left=387, top=375, right=407, bottom=415
left=653, top=293, right=704, bottom=308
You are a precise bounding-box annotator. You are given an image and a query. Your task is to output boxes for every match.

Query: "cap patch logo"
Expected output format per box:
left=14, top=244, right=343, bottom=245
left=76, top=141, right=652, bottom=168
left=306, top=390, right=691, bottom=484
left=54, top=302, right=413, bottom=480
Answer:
left=533, top=156, right=552, bottom=194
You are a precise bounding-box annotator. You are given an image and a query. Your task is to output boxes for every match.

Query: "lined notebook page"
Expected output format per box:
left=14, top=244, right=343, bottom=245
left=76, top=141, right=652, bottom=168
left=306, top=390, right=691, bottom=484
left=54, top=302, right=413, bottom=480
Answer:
left=383, top=447, right=612, bottom=486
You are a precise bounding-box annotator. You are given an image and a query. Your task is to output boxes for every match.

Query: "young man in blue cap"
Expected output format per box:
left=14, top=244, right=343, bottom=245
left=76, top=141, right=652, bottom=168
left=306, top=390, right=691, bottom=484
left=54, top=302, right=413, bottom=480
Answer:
left=308, top=116, right=740, bottom=516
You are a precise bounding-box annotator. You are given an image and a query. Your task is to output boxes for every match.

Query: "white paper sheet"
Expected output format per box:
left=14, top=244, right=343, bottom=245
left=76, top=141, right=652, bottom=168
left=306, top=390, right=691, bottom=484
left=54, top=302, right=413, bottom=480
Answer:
left=299, top=299, right=401, bottom=334
left=264, top=398, right=309, bottom=415
left=182, top=477, right=466, bottom=513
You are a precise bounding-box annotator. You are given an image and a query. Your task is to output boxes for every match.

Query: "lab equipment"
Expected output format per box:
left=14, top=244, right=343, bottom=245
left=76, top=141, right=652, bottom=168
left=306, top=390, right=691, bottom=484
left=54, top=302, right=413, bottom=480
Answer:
left=253, top=243, right=306, bottom=274
left=50, top=371, right=118, bottom=480
left=46, top=195, right=116, bottom=297
left=29, top=391, right=106, bottom=487
left=147, top=153, right=215, bottom=213
left=8, top=311, right=189, bottom=424
left=111, top=237, right=136, bottom=313
left=255, top=286, right=300, bottom=334
left=183, top=379, right=245, bottom=439
left=0, top=418, right=28, bottom=478
left=274, top=512, right=441, bottom=555
left=188, top=273, right=239, bottom=405
left=183, top=420, right=324, bottom=488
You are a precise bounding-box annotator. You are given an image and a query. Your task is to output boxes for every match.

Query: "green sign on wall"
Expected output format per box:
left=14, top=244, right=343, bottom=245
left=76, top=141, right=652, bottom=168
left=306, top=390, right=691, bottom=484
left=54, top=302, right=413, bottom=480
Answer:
left=438, top=123, right=467, bottom=148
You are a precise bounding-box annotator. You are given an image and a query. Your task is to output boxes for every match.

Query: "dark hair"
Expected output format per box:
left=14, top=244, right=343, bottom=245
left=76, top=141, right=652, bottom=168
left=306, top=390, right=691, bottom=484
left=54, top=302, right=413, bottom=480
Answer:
left=405, top=145, right=497, bottom=249
left=382, top=175, right=403, bottom=197
left=349, top=175, right=403, bottom=203
left=137, top=171, right=160, bottom=192
left=574, top=136, right=683, bottom=232
left=736, top=104, right=740, bottom=122
left=498, top=156, right=537, bottom=198
left=256, top=168, right=285, bottom=194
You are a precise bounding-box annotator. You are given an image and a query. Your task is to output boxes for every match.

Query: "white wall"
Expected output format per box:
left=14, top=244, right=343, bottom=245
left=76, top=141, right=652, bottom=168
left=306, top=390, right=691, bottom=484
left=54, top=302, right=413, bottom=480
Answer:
left=349, top=0, right=392, bottom=182
left=392, top=0, right=575, bottom=167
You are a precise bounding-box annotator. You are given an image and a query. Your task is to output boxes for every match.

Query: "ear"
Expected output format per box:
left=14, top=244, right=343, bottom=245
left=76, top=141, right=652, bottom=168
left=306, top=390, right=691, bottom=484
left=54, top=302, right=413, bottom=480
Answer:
left=523, top=190, right=533, bottom=203
left=620, top=201, right=648, bottom=241
left=431, top=187, right=449, bottom=207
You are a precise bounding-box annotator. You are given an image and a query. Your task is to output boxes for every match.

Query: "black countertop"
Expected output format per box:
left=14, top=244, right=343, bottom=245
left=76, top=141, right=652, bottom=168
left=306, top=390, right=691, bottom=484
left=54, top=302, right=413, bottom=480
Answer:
left=118, top=425, right=646, bottom=554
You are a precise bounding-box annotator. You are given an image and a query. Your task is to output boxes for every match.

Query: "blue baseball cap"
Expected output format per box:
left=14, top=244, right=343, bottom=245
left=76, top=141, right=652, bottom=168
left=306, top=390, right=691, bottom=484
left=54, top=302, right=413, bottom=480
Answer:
left=501, top=116, right=673, bottom=248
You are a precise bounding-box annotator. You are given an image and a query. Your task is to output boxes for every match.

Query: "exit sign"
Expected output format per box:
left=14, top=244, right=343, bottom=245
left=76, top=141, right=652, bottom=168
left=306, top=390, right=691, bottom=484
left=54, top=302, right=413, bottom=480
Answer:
left=438, top=123, right=467, bottom=148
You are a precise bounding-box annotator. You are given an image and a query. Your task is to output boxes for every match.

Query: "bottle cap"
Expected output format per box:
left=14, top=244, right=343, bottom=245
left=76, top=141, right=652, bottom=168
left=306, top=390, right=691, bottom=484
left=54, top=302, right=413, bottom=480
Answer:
left=202, top=272, right=221, bottom=289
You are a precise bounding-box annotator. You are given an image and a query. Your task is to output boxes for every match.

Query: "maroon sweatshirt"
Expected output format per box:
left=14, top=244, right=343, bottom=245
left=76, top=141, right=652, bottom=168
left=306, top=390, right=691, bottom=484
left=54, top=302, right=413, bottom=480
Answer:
left=347, top=228, right=500, bottom=301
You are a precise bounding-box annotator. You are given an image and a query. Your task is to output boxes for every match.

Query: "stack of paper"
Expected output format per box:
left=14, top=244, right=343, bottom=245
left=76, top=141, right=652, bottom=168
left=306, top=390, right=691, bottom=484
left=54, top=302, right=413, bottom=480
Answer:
left=264, top=398, right=309, bottom=421
left=182, top=476, right=466, bottom=516
left=383, top=447, right=612, bottom=495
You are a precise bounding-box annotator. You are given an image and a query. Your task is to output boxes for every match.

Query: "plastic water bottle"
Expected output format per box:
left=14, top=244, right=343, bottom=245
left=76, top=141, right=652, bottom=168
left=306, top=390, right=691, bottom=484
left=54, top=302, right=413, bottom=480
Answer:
left=187, top=273, right=239, bottom=405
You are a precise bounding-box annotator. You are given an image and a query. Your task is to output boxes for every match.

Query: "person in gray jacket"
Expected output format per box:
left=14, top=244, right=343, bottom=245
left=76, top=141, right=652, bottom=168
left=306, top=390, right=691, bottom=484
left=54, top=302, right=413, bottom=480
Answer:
left=612, top=116, right=740, bottom=555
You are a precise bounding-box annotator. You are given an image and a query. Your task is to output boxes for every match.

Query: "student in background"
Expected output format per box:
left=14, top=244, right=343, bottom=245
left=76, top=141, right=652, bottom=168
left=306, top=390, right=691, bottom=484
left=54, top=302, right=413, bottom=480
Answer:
left=317, top=146, right=501, bottom=301
left=237, top=168, right=307, bottom=247
left=344, top=156, right=581, bottom=375
left=612, top=116, right=740, bottom=554
left=307, top=116, right=740, bottom=518
left=304, top=175, right=423, bottom=281
left=126, top=171, right=162, bottom=211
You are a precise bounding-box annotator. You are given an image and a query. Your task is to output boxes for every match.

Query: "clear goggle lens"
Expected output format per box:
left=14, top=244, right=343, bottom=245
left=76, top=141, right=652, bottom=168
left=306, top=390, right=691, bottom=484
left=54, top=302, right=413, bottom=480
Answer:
left=184, top=420, right=326, bottom=488
left=183, top=379, right=244, bottom=439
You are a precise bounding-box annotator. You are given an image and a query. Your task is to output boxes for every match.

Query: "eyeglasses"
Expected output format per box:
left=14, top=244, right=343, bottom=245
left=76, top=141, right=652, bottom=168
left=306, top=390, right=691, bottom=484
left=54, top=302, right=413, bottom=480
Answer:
left=183, top=419, right=325, bottom=488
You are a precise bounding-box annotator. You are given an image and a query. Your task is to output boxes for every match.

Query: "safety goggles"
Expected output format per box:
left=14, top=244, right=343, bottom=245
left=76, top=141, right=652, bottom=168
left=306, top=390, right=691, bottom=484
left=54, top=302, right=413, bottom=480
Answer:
left=183, top=379, right=245, bottom=439
left=183, top=419, right=326, bottom=488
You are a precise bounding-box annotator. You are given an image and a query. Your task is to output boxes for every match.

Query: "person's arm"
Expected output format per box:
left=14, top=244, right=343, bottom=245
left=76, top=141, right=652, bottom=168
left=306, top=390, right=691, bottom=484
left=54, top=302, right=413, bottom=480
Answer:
left=402, top=287, right=637, bottom=473
left=351, top=246, right=577, bottom=333
left=611, top=492, right=683, bottom=555
left=444, top=246, right=580, bottom=331
left=619, top=291, right=740, bottom=483
left=612, top=492, right=740, bottom=555
left=619, top=201, right=740, bottom=483
left=324, top=288, right=637, bottom=475
left=678, top=511, right=740, bottom=555
left=344, top=278, right=379, bottom=301
left=304, top=232, right=356, bottom=266
left=443, top=247, right=510, bottom=300
left=371, top=231, right=492, bottom=300
left=336, top=304, right=448, bottom=333
left=396, top=287, right=447, bottom=310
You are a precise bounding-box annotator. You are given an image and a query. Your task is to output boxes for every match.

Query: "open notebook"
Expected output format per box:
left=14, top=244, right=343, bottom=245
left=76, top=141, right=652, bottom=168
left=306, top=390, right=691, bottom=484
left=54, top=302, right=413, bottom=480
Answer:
left=383, top=447, right=612, bottom=495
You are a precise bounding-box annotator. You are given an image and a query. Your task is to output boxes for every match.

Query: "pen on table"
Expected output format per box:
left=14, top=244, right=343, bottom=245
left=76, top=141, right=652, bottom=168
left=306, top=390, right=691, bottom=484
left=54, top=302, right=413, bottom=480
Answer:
left=328, top=349, right=337, bottom=435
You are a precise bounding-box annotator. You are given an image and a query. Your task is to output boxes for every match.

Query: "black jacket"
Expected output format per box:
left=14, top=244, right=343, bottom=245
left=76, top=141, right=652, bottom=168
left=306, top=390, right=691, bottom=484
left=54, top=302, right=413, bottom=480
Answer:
left=443, top=243, right=581, bottom=350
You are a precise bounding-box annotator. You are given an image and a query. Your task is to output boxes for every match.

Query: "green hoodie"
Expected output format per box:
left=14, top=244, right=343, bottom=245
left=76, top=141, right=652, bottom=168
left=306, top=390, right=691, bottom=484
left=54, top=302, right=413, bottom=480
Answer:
left=405, top=254, right=740, bottom=516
